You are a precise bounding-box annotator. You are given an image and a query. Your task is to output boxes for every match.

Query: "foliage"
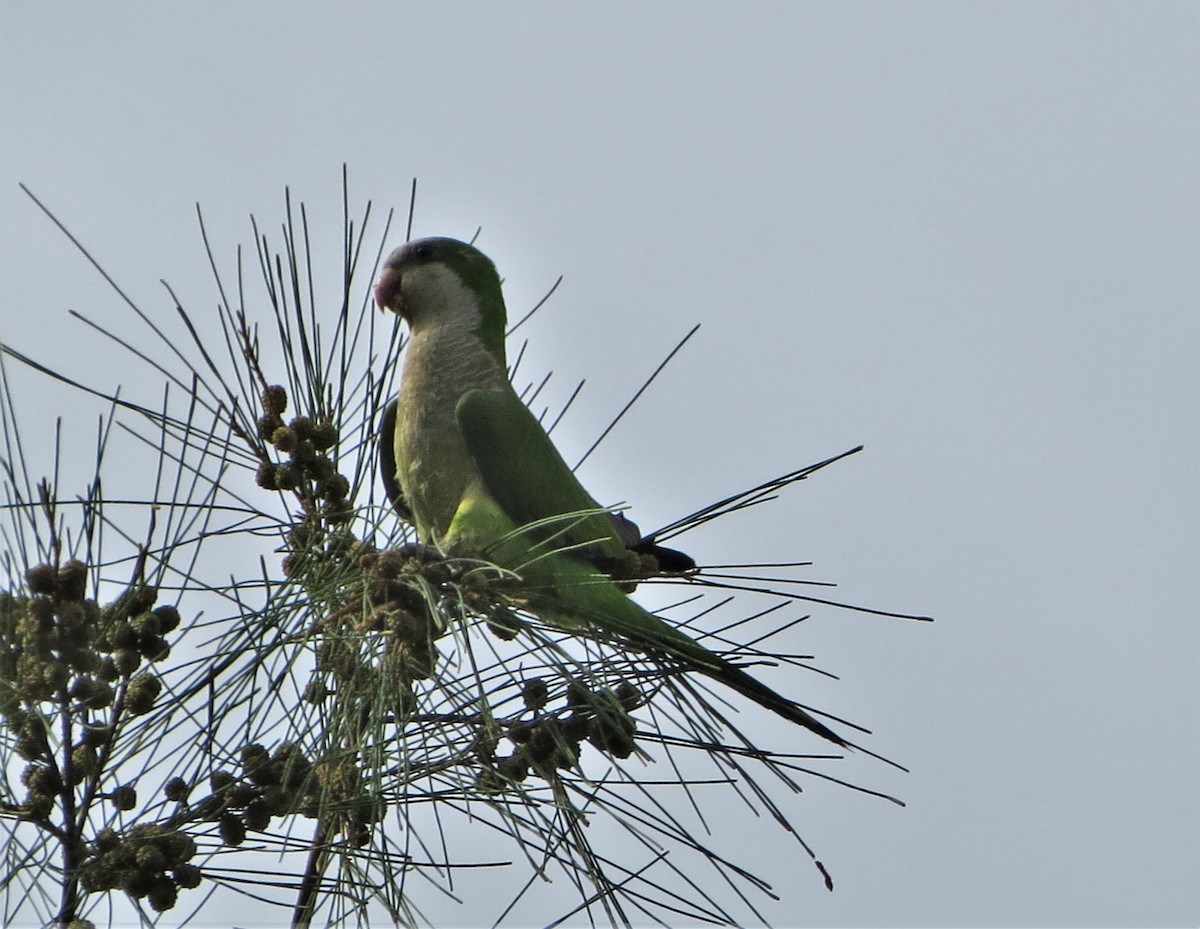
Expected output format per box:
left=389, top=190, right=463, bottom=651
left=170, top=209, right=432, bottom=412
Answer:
left=0, top=173, right=921, bottom=927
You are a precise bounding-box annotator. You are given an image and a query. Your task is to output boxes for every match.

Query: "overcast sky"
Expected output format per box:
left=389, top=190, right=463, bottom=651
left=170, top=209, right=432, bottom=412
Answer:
left=2, top=4, right=1197, bottom=927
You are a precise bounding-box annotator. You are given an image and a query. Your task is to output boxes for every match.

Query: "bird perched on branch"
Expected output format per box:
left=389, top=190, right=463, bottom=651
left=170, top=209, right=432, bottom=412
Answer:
left=376, top=236, right=844, bottom=745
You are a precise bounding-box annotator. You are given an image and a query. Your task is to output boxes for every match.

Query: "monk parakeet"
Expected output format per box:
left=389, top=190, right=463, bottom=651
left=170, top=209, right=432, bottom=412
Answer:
left=375, top=237, right=845, bottom=746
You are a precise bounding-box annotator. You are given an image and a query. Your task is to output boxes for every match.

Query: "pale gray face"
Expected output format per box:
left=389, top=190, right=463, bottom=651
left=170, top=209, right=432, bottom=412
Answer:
left=374, top=237, right=496, bottom=326
left=375, top=238, right=439, bottom=317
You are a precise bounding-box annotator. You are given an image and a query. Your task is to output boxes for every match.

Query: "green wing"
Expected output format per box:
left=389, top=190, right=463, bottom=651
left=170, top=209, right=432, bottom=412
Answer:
left=455, top=388, right=629, bottom=568
left=455, top=388, right=844, bottom=745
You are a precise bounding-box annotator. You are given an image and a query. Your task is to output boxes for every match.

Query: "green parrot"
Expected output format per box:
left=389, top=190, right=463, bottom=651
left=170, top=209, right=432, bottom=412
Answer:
left=375, top=237, right=845, bottom=746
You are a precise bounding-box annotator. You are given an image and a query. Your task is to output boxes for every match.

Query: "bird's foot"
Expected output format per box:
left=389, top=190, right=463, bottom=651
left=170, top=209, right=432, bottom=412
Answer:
left=392, top=541, right=444, bottom=564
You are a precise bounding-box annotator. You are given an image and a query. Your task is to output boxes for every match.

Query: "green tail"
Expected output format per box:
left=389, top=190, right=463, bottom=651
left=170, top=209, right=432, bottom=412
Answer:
left=520, top=555, right=846, bottom=747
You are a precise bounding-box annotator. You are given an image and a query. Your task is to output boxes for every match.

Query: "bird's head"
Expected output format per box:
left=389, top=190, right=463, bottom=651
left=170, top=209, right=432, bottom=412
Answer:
left=374, top=237, right=507, bottom=355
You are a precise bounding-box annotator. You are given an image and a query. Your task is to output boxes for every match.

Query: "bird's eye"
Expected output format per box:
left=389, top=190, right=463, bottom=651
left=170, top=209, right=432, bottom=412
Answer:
left=412, top=242, right=433, bottom=260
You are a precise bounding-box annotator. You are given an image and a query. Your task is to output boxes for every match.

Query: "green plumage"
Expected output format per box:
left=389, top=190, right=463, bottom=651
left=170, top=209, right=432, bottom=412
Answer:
left=375, top=237, right=844, bottom=745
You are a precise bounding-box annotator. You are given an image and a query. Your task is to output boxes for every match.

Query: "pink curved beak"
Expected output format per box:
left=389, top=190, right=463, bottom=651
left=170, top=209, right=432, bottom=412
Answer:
left=374, top=265, right=400, bottom=312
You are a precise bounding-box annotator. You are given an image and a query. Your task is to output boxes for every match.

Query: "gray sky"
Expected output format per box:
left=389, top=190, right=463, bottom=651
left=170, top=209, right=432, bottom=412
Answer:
left=2, top=3, right=1197, bottom=927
